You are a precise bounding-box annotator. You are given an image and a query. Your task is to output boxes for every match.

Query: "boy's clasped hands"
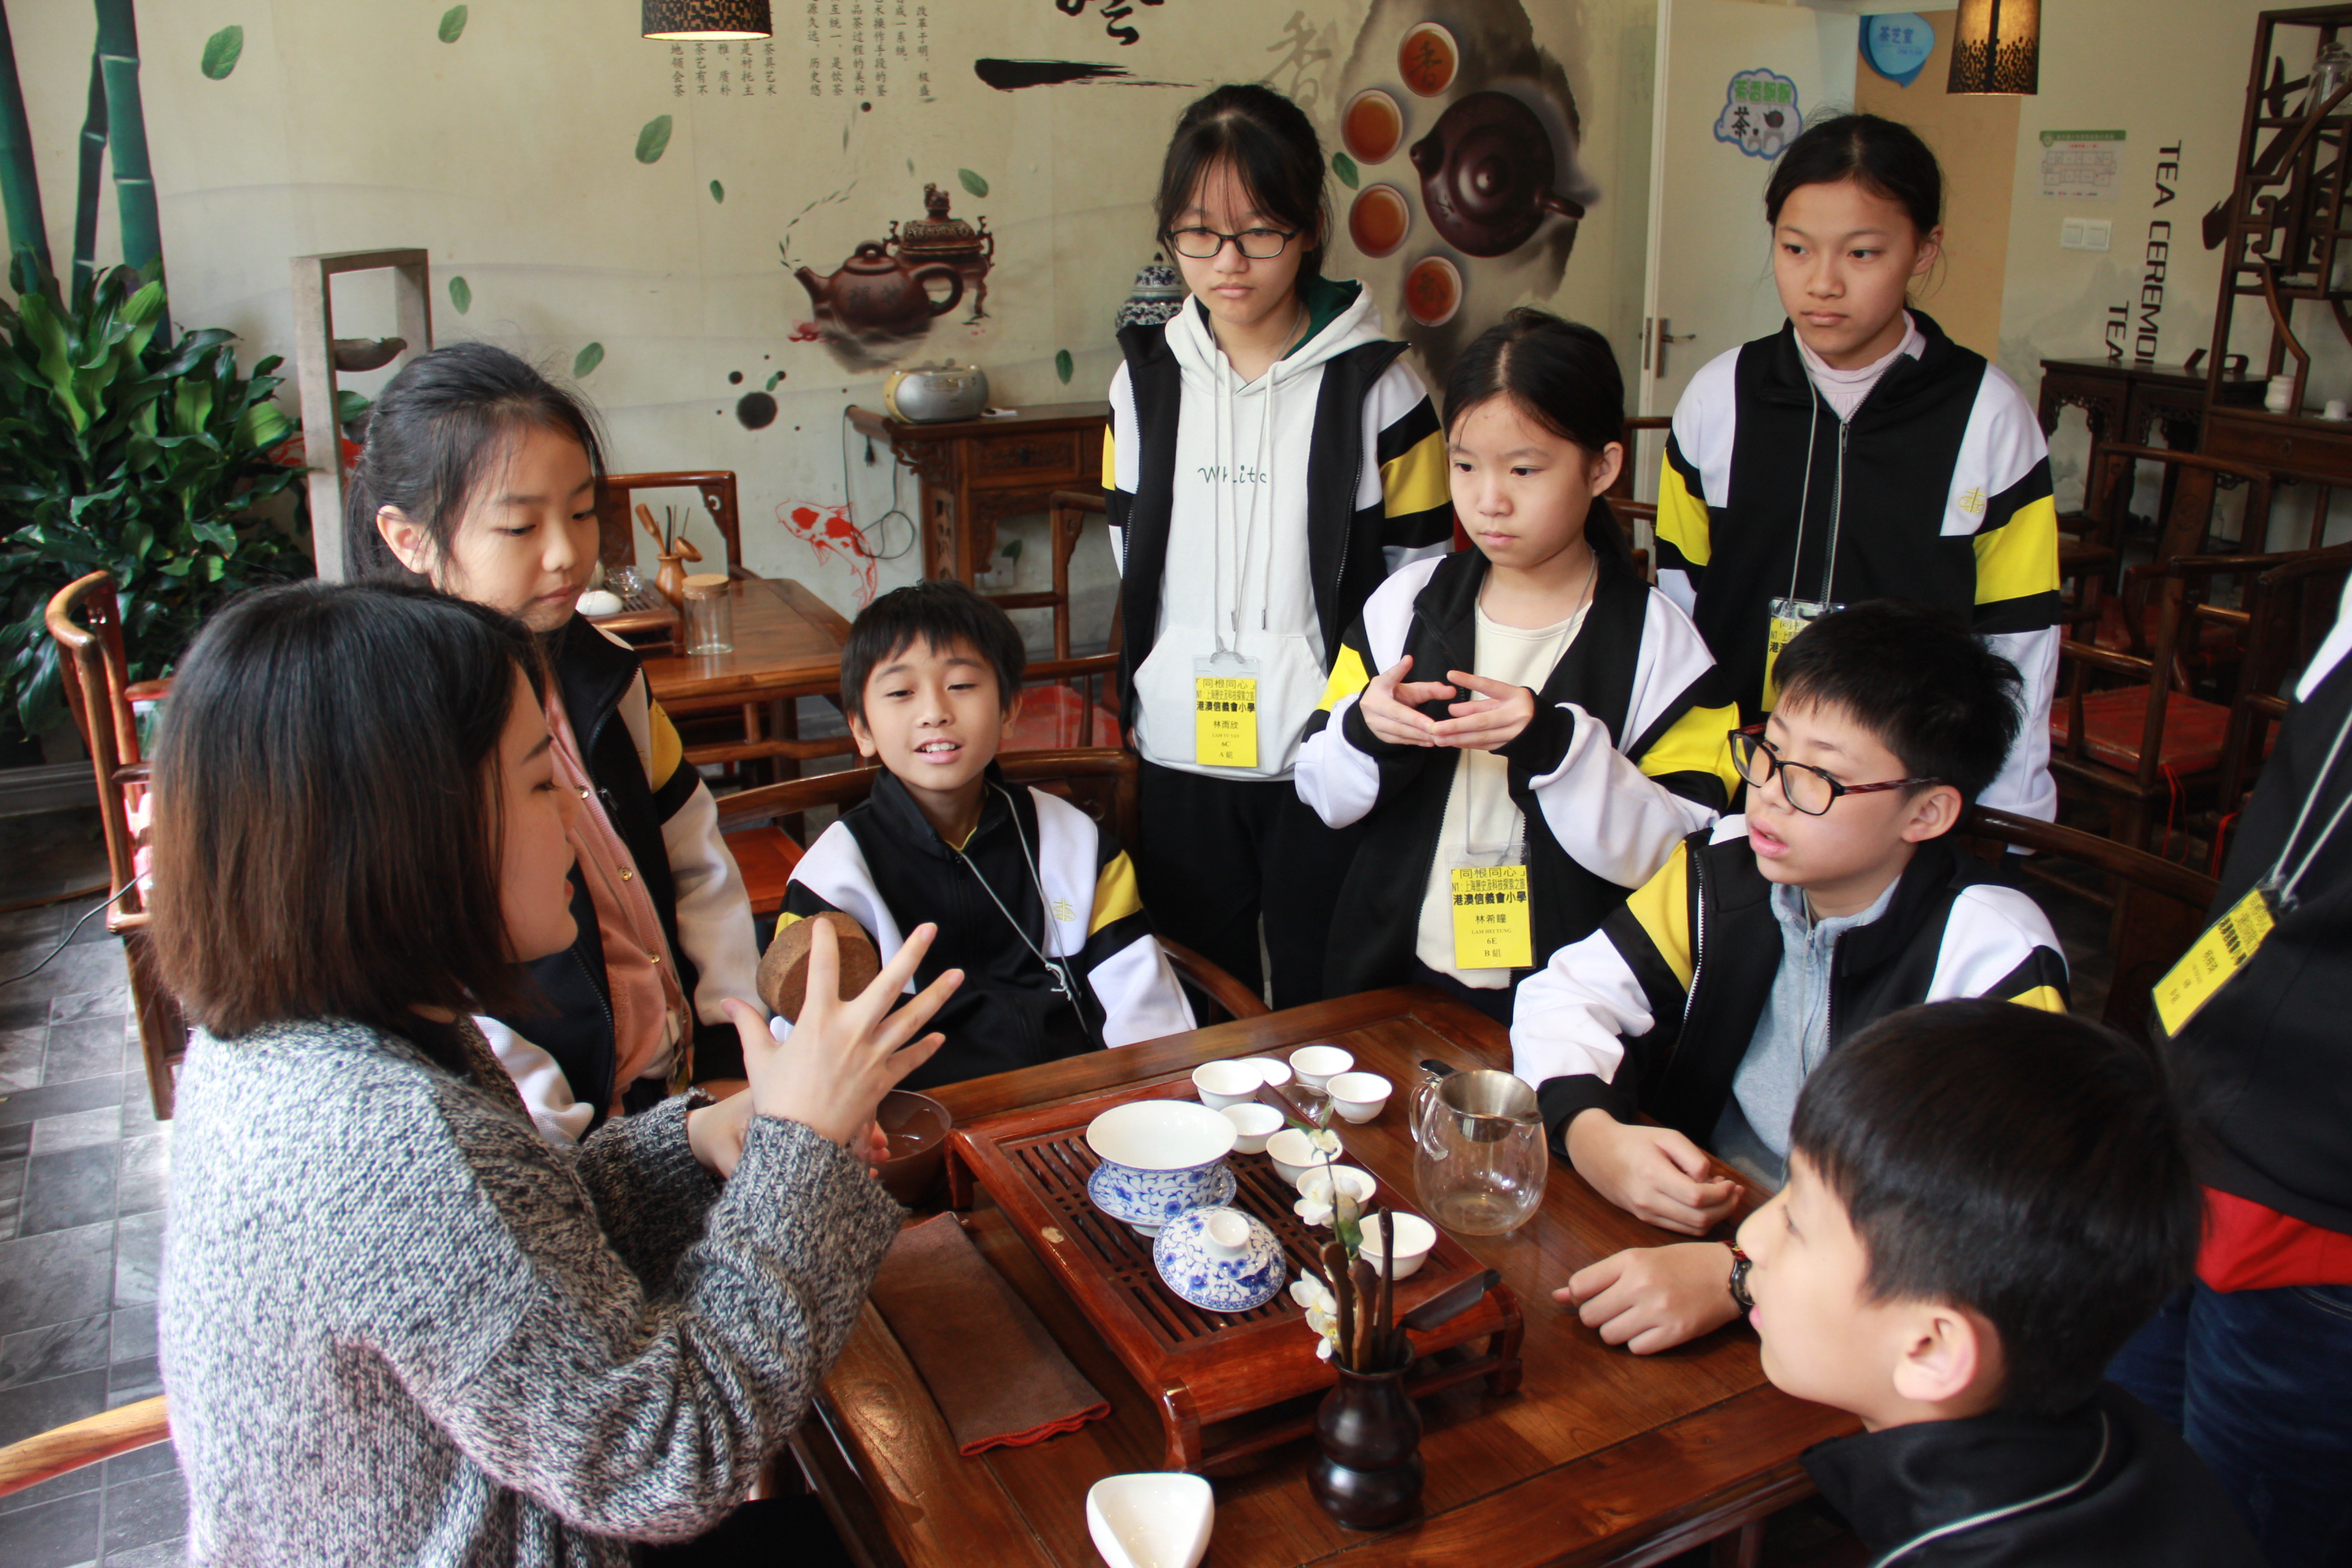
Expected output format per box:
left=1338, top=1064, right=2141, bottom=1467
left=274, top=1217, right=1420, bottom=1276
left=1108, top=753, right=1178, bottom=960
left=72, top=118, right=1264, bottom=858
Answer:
left=1358, top=653, right=1539, bottom=751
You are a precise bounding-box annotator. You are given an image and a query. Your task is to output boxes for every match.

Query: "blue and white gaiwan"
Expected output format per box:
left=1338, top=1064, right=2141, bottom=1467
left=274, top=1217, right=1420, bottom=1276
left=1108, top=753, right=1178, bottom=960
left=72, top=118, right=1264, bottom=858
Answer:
left=1085, top=1099, right=1239, bottom=1236
left=1153, top=1207, right=1287, bottom=1313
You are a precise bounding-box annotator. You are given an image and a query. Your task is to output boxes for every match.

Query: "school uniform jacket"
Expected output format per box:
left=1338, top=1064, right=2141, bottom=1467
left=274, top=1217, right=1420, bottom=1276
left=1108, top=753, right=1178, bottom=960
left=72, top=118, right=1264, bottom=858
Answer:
left=1654, top=310, right=2061, bottom=822
left=1295, top=540, right=1742, bottom=995
left=1803, top=1384, right=2262, bottom=1566
left=779, top=766, right=1194, bottom=1090
left=1104, top=282, right=1455, bottom=779
left=479, top=616, right=760, bottom=1139
left=1512, top=816, right=2069, bottom=1154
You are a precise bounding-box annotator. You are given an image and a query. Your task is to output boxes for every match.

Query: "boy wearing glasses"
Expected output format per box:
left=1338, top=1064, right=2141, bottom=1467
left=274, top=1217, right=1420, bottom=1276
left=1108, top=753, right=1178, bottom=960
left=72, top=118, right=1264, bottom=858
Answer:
left=1510, top=602, right=2067, bottom=1354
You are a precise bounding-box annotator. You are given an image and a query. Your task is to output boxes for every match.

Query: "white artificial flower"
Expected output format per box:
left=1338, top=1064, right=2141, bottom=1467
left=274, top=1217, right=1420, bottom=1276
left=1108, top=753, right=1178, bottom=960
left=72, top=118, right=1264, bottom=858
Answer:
left=1292, top=1272, right=1341, bottom=1360
left=1294, top=1192, right=1336, bottom=1228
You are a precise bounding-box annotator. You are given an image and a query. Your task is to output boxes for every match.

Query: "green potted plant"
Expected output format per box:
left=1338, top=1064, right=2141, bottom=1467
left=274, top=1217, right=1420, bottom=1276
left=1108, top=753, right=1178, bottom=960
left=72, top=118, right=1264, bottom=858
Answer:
left=0, top=255, right=306, bottom=753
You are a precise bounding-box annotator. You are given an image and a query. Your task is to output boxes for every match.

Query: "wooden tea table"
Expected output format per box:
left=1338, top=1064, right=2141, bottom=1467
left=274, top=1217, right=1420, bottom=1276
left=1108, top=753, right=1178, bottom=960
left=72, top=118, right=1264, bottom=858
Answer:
left=791, top=987, right=1856, bottom=1568
left=636, top=577, right=853, bottom=771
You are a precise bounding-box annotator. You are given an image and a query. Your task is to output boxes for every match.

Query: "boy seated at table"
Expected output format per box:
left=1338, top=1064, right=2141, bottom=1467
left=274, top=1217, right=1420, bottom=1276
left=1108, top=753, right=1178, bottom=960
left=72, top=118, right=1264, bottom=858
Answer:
left=1734, top=1001, right=2261, bottom=1566
left=776, top=580, right=1194, bottom=1088
left=1511, top=602, right=2068, bottom=1351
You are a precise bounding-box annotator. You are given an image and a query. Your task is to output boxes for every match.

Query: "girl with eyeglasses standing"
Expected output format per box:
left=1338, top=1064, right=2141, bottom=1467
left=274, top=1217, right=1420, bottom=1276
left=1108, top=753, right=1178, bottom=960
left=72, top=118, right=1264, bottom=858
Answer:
left=1105, top=82, right=1454, bottom=1007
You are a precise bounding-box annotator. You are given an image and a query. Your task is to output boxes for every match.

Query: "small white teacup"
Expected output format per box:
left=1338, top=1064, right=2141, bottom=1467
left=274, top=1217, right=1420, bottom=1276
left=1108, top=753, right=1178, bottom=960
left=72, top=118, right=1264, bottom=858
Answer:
left=1217, top=1102, right=1284, bottom=1155
left=1192, top=1059, right=1262, bottom=1111
left=1288, top=1044, right=1354, bottom=1092
left=1266, top=1126, right=1345, bottom=1187
left=1324, top=1071, right=1393, bottom=1124
left=1356, top=1211, right=1438, bottom=1279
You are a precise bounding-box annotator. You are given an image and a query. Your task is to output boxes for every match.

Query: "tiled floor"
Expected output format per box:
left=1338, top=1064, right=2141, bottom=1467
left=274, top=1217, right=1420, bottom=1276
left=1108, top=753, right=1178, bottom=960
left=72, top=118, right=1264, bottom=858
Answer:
left=0, top=809, right=181, bottom=1568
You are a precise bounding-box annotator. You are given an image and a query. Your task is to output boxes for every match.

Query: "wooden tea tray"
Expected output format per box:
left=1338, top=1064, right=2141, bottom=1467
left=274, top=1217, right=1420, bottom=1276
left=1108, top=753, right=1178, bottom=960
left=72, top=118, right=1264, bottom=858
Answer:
left=945, top=1075, right=1522, bottom=1471
left=588, top=585, right=680, bottom=657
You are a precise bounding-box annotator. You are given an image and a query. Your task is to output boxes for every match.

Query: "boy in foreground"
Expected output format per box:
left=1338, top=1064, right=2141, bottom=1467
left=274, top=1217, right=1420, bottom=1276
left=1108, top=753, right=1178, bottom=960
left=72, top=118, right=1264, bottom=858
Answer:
left=1739, top=1001, right=2260, bottom=1565
left=778, top=581, right=1194, bottom=1087
left=1512, top=603, right=2068, bottom=1350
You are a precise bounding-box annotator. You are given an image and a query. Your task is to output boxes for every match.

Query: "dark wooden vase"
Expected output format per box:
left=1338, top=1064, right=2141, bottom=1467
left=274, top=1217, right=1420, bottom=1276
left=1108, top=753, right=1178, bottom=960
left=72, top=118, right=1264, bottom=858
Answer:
left=1309, top=1353, right=1424, bottom=1531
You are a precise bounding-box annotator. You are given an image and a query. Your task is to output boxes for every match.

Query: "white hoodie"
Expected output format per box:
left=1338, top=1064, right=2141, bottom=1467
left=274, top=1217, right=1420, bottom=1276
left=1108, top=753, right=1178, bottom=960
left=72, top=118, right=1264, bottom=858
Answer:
left=1115, top=287, right=1426, bottom=781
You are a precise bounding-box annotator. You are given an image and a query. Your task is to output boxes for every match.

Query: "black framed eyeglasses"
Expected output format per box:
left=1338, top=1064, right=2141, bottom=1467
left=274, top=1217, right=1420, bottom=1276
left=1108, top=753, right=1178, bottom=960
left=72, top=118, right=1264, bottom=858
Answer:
left=1728, top=724, right=1942, bottom=817
left=1164, top=225, right=1301, bottom=261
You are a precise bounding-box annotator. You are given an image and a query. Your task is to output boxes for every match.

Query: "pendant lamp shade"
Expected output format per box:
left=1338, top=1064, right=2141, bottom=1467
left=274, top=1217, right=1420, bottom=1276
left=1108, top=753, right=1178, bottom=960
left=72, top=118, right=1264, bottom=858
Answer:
left=642, top=0, right=771, bottom=39
left=1948, top=0, right=2039, bottom=95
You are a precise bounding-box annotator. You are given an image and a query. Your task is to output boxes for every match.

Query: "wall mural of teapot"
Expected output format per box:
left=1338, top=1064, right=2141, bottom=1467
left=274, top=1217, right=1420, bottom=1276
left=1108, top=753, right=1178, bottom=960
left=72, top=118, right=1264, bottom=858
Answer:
left=1333, top=0, right=1597, bottom=387
left=787, top=182, right=1000, bottom=372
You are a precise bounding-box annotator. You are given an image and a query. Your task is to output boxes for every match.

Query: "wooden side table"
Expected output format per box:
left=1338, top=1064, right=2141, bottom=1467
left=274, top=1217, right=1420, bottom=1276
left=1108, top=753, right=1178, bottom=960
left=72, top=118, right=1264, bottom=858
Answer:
left=846, top=402, right=1110, bottom=620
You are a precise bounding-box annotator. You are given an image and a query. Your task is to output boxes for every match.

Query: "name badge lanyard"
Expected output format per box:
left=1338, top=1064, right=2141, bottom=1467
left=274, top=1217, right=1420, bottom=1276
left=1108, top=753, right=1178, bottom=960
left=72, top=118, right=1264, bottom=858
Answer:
left=953, top=783, right=1102, bottom=1048
left=1197, top=359, right=1277, bottom=767
left=1763, top=394, right=1844, bottom=709
left=2151, top=698, right=2352, bottom=1034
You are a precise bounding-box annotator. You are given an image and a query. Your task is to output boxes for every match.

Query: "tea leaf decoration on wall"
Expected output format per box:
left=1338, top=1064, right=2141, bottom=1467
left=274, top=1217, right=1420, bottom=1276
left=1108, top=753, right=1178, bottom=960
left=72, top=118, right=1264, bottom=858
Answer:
left=1332, top=152, right=1359, bottom=190
left=574, top=342, right=604, bottom=378
left=636, top=116, right=673, bottom=164
left=765, top=371, right=784, bottom=391
left=958, top=168, right=989, bottom=198
left=200, top=27, right=244, bottom=80
left=448, top=276, right=472, bottom=314
left=438, top=6, right=468, bottom=43
left=710, top=179, right=724, bottom=203
left=1056, top=348, right=1073, bottom=385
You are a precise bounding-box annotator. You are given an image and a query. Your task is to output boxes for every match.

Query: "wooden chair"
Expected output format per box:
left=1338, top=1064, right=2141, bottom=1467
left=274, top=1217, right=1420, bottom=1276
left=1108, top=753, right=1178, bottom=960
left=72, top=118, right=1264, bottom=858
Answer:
left=2048, top=535, right=2302, bottom=855
left=997, top=490, right=1122, bottom=753
left=1958, top=806, right=2217, bottom=1041
left=0, top=1396, right=169, bottom=1503
left=2070, top=444, right=2276, bottom=663
left=44, top=571, right=188, bottom=1120
left=714, top=749, right=1267, bottom=1024
left=595, top=470, right=751, bottom=579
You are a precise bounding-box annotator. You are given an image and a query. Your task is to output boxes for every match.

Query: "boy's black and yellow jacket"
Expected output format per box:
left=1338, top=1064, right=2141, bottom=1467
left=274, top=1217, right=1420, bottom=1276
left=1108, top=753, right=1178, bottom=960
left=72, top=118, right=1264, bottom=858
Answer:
left=1511, top=815, right=2069, bottom=1154
left=779, top=764, right=1194, bottom=1090
left=1654, top=309, right=2061, bottom=821
left=1295, top=542, right=1741, bottom=995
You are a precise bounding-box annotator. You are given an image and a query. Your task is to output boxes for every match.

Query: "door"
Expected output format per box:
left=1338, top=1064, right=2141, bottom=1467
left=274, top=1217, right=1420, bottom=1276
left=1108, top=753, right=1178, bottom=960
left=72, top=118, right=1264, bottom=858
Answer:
left=1637, top=0, right=1859, bottom=424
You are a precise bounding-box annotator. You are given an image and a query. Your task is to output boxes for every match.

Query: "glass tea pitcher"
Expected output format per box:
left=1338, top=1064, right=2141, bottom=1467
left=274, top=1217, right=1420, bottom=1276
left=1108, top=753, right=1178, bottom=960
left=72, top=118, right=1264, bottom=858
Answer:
left=1410, top=1062, right=1546, bottom=1236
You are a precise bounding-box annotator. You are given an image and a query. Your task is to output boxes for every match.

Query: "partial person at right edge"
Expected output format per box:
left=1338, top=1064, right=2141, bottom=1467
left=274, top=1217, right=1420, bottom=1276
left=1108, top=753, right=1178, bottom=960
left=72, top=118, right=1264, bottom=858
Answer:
left=1654, top=112, right=2061, bottom=824
left=2107, top=569, right=2352, bottom=1568
left=1105, top=83, right=1454, bottom=1009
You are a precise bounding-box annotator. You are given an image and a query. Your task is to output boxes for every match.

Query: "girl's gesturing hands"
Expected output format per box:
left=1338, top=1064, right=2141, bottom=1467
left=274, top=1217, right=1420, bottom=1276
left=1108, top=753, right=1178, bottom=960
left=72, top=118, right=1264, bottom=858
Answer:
left=1429, top=670, right=1537, bottom=752
left=1356, top=653, right=1457, bottom=747
left=1353, top=655, right=1540, bottom=753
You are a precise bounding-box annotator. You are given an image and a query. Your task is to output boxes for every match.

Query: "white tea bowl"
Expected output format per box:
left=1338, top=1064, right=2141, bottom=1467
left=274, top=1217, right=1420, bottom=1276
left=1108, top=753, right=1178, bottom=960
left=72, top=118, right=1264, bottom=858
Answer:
left=1288, top=1044, right=1354, bottom=1092
left=1086, top=1470, right=1213, bottom=1568
left=1191, top=1059, right=1262, bottom=1111
left=1324, top=1071, right=1394, bottom=1124
left=1217, top=1102, right=1284, bottom=1154
left=1266, top=1126, right=1345, bottom=1188
left=1356, top=1211, right=1438, bottom=1279
left=1085, top=1100, right=1239, bottom=1230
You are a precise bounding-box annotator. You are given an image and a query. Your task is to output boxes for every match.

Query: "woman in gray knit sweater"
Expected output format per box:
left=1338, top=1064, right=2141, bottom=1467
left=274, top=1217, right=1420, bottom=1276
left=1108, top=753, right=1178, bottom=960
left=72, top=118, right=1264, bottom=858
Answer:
left=150, top=582, right=960, bottom=1566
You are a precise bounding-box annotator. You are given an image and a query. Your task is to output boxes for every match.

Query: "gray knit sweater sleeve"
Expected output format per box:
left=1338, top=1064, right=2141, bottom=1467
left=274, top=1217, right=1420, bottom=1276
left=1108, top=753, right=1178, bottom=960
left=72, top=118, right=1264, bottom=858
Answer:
left=163, top=1020, right=906, bottom=1565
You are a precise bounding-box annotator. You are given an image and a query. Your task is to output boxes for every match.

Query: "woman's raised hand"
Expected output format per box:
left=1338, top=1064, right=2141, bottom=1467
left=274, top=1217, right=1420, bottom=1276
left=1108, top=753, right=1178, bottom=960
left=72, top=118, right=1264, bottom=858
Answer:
left=1356, top=654, right=1457, bottom=748
left=732, top=919, right=959, bottom=1147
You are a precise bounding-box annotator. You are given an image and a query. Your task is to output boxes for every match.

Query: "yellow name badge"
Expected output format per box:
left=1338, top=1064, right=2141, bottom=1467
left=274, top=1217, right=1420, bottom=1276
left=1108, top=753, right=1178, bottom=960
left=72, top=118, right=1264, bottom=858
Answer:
left=1761, top=615, right=1803, bottom=710
left=2152, top=886, right=2276, bottom=1036
left=1451, top=864, right=1533, bottom=970
left=1195, top=674, right=1258, bottom=768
